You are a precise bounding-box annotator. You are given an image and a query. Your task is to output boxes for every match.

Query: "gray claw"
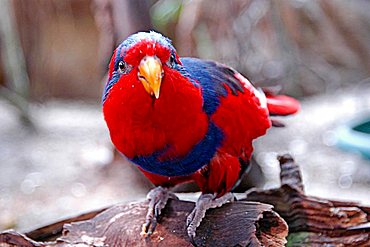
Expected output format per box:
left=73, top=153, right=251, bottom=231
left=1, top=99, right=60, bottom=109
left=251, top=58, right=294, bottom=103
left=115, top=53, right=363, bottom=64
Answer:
left=186, top=192, right=234, bottom=240
left=141, top=186, right=178, bottom=236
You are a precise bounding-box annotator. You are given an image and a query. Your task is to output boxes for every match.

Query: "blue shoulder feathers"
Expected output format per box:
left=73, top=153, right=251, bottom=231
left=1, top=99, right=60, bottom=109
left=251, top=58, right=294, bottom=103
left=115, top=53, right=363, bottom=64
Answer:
left=180, top=58, right=245, bottom=115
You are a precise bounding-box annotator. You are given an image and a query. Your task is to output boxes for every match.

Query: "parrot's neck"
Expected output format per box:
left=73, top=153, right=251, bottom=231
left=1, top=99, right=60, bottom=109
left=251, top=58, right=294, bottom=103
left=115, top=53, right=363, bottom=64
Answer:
left=103, top=68, right=210, bottom=161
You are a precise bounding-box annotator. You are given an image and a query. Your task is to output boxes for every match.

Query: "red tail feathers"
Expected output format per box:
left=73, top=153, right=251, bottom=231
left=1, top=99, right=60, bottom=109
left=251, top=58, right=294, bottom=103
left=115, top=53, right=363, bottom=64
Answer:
left=265, top=94, right=300, bottom=116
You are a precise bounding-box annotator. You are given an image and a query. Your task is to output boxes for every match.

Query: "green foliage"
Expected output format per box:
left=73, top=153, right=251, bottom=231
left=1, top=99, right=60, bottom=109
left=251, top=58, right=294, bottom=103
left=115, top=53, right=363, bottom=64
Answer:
left=286, top=232, right=311, bottom=247
left=150, top=0, right=183, bottom=33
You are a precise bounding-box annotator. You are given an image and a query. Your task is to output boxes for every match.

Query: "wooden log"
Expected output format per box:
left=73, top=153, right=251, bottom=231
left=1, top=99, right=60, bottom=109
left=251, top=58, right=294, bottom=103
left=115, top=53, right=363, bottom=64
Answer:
left=0, top=230, right=42, bottom=247
left=25, top=209, right=107, bottom=242
left=2, top=153, right=370, bottom=246
left=244, top=154, right=370, bottom=246
left=0, top=200, right=288, bottom=247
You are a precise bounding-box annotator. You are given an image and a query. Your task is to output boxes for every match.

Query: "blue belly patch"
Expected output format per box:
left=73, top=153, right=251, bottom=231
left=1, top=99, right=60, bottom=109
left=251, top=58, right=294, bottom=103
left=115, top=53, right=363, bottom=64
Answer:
left=131, top=122, right=223, bottom=177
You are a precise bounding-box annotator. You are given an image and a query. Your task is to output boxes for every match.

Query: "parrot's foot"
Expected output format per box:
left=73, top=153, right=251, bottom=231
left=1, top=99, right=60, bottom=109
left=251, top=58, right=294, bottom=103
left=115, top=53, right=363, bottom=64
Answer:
left=186, top=192, right=234, bottom=240
left=141, top=186, right=178, bottom=236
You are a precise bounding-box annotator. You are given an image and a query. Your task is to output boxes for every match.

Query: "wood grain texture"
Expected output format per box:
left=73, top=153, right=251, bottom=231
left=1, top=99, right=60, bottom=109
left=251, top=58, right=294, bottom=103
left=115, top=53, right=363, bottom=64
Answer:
left=0, top=200, right=288, bottom=247
left=245, top=154, right=370, bottom=246
left=2, top=153, right=370, bottom=246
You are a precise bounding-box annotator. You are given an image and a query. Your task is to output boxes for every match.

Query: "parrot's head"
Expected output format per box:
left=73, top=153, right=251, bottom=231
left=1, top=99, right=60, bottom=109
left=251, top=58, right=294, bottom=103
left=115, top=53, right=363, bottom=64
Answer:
left=103, top=31, right=181, bottom=102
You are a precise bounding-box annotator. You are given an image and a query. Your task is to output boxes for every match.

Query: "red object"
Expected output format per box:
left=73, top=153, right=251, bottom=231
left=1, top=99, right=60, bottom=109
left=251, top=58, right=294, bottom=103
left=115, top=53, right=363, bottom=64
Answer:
left=266, top=94, right=300, bottom=116
left=103, top=32, right=299, bottom=197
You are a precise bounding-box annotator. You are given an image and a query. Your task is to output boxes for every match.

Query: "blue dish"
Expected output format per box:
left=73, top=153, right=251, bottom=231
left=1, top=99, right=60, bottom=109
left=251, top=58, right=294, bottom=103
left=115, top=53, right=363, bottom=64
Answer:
left=335, top=114, right=370, bottom=159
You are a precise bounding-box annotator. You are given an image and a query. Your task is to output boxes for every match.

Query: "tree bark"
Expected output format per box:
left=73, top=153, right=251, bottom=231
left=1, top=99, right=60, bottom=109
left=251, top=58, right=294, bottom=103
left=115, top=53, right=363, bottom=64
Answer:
left=244, top=154, right=370, bottom=246
left=0, top=200, right=288, bottom=247
left=2, top=153, right=370, bottom=246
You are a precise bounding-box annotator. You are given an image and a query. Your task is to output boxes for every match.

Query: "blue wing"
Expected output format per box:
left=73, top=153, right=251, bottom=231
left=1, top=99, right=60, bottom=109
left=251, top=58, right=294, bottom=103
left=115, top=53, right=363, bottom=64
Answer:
left=180, top=57, right=246, bottom=115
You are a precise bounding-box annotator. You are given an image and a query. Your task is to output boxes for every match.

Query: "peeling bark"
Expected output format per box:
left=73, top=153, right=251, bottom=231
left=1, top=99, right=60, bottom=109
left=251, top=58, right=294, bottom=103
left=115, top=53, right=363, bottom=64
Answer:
left=2, top=153, right=370, bottom=246
left=245, top=154, right=370, bottom=246
left=1, top=201, right=288, bottom=247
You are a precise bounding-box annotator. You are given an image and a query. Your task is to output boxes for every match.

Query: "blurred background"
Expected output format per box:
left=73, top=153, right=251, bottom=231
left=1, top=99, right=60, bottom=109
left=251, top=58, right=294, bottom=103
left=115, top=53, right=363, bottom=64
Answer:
left=1, top=0, right=370, bottom=232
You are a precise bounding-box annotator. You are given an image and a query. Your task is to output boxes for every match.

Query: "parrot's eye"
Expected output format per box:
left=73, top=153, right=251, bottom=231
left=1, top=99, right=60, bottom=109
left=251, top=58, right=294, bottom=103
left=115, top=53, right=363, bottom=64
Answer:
left=117, top=61, right=132, bottom=74
left=167, top=54, right=177, bottom=68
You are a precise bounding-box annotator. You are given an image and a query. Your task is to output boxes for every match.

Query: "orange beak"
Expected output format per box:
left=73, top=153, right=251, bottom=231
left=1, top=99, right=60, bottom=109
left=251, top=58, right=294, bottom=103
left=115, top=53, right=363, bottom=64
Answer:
left=138, top=56, right=163, bottom=99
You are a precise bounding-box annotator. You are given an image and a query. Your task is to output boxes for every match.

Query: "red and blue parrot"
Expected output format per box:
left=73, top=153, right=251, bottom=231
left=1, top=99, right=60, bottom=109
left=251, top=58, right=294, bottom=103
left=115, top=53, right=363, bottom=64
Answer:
left=102, top=31, right=299, bottom=240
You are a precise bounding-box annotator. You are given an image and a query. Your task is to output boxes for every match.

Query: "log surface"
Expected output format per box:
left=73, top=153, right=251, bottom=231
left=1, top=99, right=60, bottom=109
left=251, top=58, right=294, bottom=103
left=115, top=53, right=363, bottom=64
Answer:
left=0, top=200, right=288, bottom=247
left=245, top=154, right=370, bottom=246
left=2, top=153, right=370, bottom=246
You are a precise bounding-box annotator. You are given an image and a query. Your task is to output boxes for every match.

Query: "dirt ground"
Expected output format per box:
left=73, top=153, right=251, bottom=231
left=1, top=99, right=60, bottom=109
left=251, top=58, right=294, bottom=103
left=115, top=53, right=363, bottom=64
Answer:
left=1, top=85, right=370, bottom=232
